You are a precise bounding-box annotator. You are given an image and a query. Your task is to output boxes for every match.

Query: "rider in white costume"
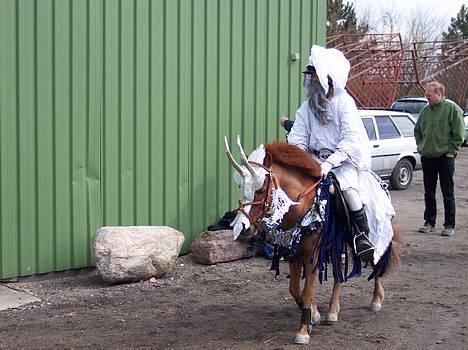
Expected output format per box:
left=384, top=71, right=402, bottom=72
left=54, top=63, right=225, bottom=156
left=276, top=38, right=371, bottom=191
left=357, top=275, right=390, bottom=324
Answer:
left=287, top=45, right=395, bottom=264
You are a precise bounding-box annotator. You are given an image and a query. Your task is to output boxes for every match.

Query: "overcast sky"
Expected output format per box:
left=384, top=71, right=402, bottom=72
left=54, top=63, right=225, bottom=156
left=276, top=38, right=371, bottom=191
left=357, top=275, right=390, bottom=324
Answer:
left=348, top=0, right=465, bottom=37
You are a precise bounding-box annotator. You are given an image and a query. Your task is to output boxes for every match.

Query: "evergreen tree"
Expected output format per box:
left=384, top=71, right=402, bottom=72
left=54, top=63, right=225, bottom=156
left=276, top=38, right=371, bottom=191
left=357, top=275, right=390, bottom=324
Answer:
left=442, top=5, right=468, bottom=41
left=327, top=0, right=369, bottom=37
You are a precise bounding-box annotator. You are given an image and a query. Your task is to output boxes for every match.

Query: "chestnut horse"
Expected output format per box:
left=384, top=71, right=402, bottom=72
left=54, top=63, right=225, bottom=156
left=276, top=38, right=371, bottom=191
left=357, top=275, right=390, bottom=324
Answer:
left=225, top=137, right=401, bottom=345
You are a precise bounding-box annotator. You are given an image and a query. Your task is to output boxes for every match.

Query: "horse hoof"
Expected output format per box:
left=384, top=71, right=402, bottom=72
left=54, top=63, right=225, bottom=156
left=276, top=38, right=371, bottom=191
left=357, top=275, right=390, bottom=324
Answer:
left=326, top=313, right=338, bottom=323
left=294, top=333, right=310, bottom=345
left=371, top=303, right=382, bottom=312
left=312, top=312, right=321, bottom=326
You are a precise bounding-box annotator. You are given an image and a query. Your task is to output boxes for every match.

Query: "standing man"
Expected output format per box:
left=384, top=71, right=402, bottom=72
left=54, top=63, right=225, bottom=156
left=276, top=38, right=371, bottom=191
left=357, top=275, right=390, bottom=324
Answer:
left=415, top=82, right=464, bottom=236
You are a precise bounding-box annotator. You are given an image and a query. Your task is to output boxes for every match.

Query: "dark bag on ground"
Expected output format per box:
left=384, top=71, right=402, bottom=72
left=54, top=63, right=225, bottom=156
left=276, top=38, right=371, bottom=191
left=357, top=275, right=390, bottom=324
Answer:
left=206, top=210, right=237, bottom=231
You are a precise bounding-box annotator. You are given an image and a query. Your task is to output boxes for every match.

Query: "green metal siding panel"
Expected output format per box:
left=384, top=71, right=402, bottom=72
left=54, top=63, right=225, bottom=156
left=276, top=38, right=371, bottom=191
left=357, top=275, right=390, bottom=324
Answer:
left=178, top=1, right=191, bottom=252
left=314, top=0, right=327, bottom=45
left=36, top=0, right=54, bottom=273
left=135, top=0, right=150, bottom=226
left=0, top=0, right=19, bottom=278
left=0, top=0, right=326, bottom=278
left=102, top=1, right=119, bottom=226
left=120, top=0, right=135, bottom=226
left=149, top=0, right=165, bottom=227
left=218, top=0, right=233, bottom=216
left=18, top=0, right=37, bottom=275
left=206, top=0, right=219, bottom=230
left=87, top=0, right=104, bottom=257
left=191, top=0, right=206, bottom=240
left=54, top=0, right=72, bottom=270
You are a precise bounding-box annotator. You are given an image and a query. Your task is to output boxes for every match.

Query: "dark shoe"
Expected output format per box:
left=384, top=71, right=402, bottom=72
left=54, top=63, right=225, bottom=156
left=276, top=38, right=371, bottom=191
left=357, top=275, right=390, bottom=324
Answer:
left=418, top=222, right=435, bottom=233
left=441, top=226, right=455, bottom=237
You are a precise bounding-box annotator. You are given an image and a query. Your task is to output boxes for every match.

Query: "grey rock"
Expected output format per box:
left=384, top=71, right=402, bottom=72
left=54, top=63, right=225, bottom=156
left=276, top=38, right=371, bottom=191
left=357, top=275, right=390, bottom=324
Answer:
left=191, top=230, right=255, bottom=265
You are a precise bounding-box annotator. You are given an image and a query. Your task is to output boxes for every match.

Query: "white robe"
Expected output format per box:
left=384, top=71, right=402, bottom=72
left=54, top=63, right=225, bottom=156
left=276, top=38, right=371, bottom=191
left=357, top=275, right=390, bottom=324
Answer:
left=288, top=90, right=395, bottom=264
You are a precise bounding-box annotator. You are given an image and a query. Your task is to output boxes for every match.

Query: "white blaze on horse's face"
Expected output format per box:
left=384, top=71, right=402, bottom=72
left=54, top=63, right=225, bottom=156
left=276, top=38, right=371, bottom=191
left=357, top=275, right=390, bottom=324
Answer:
left=224, top=137, right=268, bottom=239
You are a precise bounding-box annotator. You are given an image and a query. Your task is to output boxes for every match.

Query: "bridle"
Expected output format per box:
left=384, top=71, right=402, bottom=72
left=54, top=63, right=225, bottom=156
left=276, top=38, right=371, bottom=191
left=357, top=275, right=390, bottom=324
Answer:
left=236, top=160, right=322, bottom=231
left=236, top=161, right=278, bottom=231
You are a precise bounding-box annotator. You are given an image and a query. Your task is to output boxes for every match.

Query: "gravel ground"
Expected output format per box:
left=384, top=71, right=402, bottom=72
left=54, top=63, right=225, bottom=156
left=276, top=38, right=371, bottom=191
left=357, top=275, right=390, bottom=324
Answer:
left=0, top=148, right=467, bottom=350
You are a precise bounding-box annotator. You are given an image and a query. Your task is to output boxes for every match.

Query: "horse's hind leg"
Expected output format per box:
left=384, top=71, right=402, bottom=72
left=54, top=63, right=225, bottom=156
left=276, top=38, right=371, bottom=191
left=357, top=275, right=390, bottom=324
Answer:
left=326, top=280, right=341, bottom=322
left=371, top=276, right=384, bottom=311
left=326, top=256, right=343, bottom=323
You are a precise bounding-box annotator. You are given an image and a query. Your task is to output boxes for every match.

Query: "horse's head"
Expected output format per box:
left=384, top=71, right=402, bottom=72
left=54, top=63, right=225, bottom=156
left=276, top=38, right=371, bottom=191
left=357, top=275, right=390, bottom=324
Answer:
left=225, top=136, right=322, bottom=239
left=224, top=136, right=276, bottom=238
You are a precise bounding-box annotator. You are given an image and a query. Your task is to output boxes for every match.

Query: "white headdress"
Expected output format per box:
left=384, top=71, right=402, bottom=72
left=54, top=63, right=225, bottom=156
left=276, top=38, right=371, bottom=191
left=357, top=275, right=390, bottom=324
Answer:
left=224, top=137, right=269, bottom=239
left=307, top=45, right=350, bottom=94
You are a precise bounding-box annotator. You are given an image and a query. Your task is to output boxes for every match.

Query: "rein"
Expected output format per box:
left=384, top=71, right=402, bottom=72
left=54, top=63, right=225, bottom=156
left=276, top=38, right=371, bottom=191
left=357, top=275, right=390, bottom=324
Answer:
left=236, top=160, right=322, bottom=229
left=296, top=177, right=322, bottom=202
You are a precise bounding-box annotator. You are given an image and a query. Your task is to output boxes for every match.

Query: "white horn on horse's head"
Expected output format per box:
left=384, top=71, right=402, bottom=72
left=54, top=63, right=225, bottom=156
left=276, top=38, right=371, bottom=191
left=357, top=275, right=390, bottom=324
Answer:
left=224, top=136, right=245, bottom=177
left=236, top=135, right=257, bottom=176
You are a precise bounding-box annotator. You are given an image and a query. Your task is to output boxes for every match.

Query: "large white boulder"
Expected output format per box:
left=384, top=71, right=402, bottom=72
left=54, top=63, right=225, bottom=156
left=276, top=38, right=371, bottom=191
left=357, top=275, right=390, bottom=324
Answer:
left=93, top=226, right=185, bottom=283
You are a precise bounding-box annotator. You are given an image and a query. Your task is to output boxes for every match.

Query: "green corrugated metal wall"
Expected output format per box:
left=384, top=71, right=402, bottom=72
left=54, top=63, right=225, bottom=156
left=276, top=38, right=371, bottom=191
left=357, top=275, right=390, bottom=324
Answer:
left=0, top=0, right=326, bottom=279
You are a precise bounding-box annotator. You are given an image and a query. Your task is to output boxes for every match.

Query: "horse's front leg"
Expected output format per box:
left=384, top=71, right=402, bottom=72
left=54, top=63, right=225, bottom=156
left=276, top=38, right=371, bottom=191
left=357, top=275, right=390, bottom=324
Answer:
left=288, top=258, right=303, bottom=307
left=294, top=257, right=319, bottom=345
left=370, top=276, right=384, bottom=311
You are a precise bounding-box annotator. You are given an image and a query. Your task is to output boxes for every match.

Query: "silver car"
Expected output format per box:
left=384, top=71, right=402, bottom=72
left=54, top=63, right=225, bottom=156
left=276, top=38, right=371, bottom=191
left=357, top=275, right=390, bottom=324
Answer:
left=360, top=110, right=421, bottom=190
left=390, top=96, right=461, bottom=119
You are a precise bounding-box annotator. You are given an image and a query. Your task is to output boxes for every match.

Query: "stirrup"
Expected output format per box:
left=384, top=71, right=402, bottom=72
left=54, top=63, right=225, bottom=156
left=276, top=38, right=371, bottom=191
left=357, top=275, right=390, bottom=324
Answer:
left=353, top=232, right=374, bottom=262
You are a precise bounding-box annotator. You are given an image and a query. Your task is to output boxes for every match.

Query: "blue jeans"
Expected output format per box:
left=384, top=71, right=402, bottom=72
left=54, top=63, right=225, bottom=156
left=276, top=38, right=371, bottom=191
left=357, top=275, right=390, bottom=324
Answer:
left=421, top=155, right=456, bottom=228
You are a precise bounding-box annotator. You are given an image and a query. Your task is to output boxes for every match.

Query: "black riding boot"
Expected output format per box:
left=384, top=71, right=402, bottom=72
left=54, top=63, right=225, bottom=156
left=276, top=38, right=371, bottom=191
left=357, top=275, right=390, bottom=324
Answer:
left=350, top=207, right=374, bottom=262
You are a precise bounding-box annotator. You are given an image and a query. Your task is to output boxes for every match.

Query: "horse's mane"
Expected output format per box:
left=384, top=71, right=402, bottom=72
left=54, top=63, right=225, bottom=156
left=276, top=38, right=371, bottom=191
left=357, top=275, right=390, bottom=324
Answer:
left=265, top=141, right=321, bottom=178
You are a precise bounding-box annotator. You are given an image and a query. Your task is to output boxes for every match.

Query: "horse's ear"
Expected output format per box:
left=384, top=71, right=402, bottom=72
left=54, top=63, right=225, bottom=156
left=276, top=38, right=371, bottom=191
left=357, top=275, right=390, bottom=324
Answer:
left=264, top=151, right=272, bottom=167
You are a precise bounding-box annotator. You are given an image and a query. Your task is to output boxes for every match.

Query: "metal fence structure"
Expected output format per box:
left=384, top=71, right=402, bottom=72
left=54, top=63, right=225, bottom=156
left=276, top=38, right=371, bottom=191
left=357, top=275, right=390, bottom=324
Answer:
left=0, top=0, right=326, bottom=279
left=327, top=33, right=405, bottom=109
left=398, top=40, right=468, bottom=108
left=327, top=34, right=467, bottom=109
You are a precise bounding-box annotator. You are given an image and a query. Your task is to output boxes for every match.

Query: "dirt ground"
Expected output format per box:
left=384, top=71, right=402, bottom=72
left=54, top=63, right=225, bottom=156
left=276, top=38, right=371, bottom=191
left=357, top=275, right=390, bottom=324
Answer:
left=1, top=149, right=467, bottom=350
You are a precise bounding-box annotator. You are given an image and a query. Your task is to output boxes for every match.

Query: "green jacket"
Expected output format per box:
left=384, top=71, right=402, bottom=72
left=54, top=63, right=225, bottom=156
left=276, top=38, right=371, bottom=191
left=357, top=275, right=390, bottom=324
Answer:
left=414, top=98, right=464, bottom=158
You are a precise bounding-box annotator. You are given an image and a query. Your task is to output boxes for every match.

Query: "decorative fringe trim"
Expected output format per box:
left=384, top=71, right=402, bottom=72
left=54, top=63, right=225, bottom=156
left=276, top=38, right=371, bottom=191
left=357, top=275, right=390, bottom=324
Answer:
left=263, top=176, right=390, bottom=282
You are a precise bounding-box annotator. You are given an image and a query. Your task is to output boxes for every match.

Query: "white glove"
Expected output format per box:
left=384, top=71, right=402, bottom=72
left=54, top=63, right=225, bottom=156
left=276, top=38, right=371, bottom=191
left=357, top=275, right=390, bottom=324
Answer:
left=320, top=161, right=333, bottom=177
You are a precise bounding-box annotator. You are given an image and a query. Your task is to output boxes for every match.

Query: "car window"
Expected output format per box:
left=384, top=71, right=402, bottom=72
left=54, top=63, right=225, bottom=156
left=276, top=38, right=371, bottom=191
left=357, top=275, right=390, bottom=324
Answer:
left=375, top=116, right=401, bottom=139
left=391, top=115, right=415, bottom=137
left=391, top=101, right=427, bottom=115
left=361, top=117, right=377, bottom=140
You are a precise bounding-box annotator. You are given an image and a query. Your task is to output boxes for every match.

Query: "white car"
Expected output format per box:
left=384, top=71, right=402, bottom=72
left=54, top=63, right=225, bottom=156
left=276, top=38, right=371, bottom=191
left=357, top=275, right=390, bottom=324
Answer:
left=359, top=110, right=421, bottom=190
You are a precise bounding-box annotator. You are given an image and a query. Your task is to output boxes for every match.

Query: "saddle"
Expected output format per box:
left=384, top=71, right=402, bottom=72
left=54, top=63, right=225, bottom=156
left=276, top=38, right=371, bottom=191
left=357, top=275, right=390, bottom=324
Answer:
left=327, top=174, right=352, bottom=233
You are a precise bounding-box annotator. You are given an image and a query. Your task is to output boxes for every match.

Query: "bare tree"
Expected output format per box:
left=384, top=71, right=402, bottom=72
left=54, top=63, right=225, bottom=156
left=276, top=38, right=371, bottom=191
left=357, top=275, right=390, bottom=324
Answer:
left=404, top=6, right=447, bottom=80
left=405, top=6, right=446, bottom=43
left=359, top=6, right=378, bottom=33
left=379, top=6, right=403, bottom=34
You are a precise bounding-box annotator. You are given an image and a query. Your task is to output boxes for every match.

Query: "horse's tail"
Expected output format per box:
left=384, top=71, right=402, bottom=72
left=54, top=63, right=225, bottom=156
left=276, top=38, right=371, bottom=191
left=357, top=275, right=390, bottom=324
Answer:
left=387, top=223, right=404, bottom=274
left=369, top=223, right=403, bottom=280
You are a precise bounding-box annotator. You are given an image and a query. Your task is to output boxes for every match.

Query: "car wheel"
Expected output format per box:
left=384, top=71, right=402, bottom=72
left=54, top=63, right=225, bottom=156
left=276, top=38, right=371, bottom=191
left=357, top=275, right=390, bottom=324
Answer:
left=389, top=158, right=413, bottom=190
